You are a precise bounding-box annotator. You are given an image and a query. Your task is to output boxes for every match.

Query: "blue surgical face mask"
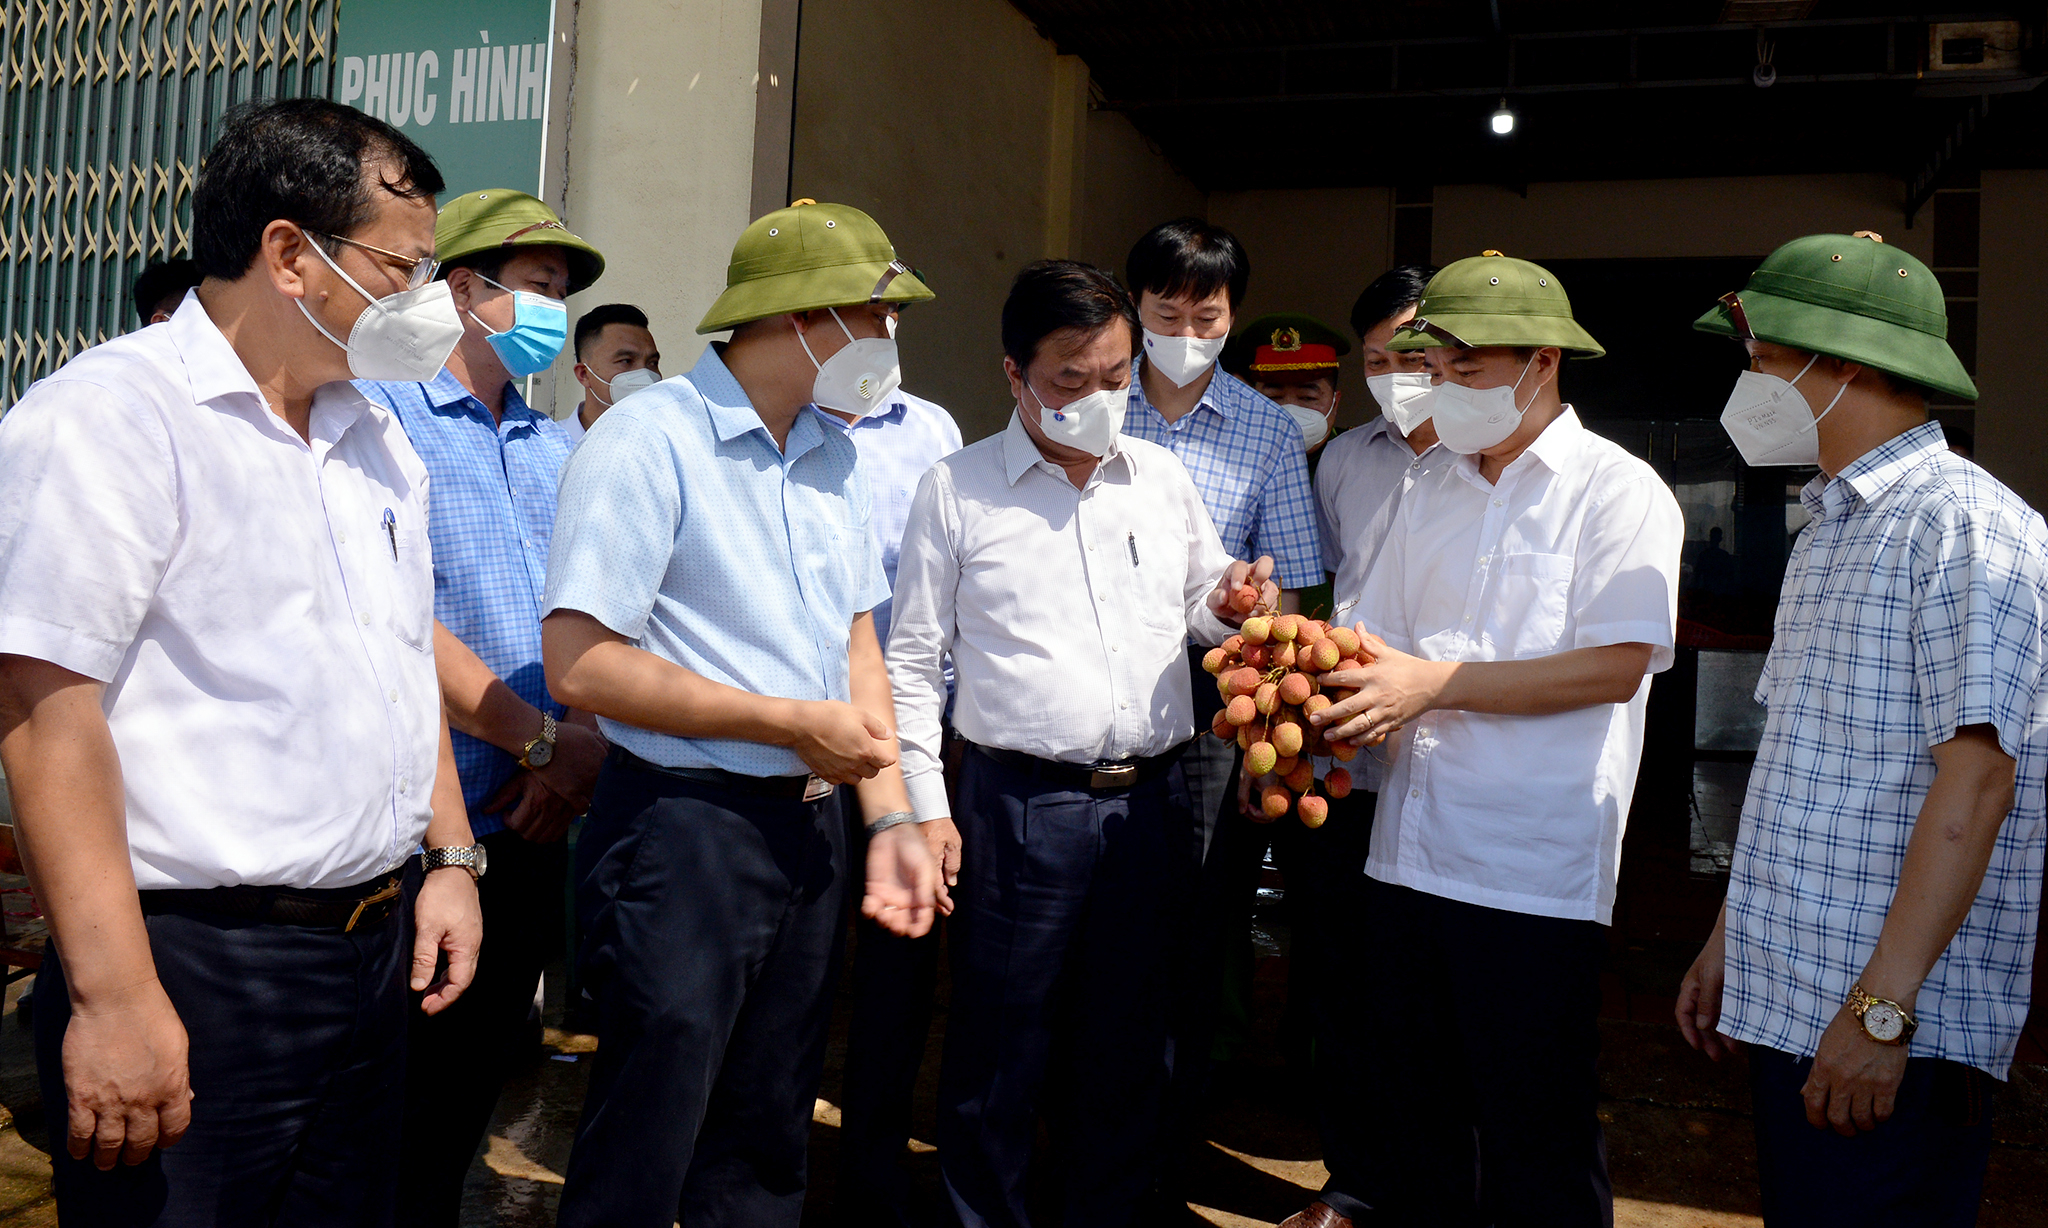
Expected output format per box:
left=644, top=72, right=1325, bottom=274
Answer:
left=468, top=272, right=568, bottom=377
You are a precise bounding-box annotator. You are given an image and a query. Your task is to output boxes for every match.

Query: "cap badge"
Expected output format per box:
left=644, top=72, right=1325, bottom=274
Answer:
left=1269, top=326, right=1303, bottom=351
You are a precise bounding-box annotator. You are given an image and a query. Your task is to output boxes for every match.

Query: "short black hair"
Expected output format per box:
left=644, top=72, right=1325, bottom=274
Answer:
left=1001, top=260, right=1139, bottom=372
left=133, top=257, right=203, bottom=321
left=192, top=97, right=443, bottom=281
left=574, top=303, right=652, bottom=361
left=1350, top=264, right=1438, bottom=340
left=1125, top=218, right=1251, bottom=310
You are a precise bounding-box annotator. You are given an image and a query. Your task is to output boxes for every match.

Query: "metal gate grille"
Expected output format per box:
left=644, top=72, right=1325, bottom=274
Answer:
left=0, top=0, right=338, bottom=407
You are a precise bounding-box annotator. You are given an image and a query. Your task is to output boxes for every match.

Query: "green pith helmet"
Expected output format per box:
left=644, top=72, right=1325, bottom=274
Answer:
left=436, top=189, right=605, bottom=295
left=1693, top=232, right=1976, bottom=401
left=697, top=199, right=934, bottom=334
left=1387, top=251, right=1604, bottom=357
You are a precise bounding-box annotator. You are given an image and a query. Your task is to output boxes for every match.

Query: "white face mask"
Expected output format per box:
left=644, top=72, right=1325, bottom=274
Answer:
left=1368, top=371, right=1436, bottom=435
left=798, top=307, right=901, bottom=416
left=1026, top=379, right=1127, bottom=458
left=1429, top=354, right=1538, bottom=454
left=1141, top=329, right=1226, bottom=387
left=297, top=237, right=464, bottom=382
left=1718, top=353, right=1846, bottom=467
left=596, top=366, right=660, bottom=407
left=1285, top=402, right=1331, bottom=450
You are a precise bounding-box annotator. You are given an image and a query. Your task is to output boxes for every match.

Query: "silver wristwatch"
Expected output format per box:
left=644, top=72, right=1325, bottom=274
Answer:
left=420, top=843, right=489, bottom=881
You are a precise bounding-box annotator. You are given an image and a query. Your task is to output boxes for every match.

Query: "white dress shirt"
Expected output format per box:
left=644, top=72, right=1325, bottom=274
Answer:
left=561, top=405, right=590, bottom=444
left=1355, top=408, right=1682, bottom=924
left=1314, top=415, right=1445, bottom=789
left=0, top=294, right=441, bottom=890
left=887, top=414, right=1237, bottom=822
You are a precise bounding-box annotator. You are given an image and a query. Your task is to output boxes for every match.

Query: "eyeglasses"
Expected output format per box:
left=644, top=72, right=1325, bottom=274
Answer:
left=313, top=232, right=441, bottom=290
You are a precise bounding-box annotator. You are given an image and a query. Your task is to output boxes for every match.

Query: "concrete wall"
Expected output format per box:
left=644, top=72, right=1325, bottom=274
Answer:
left=1210, top=187, right=1394, bottom=428
left=535, top=0, right=770, bottom=417
left=1976, top=169, right=2048, bottom=511
left=788, top=0, right=1201, bottom=443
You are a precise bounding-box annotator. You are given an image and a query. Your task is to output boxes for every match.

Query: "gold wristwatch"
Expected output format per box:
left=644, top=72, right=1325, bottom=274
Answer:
left=519, top=711, right=558, bottom=770
left=1847, top=983, right=1917, bottom=1045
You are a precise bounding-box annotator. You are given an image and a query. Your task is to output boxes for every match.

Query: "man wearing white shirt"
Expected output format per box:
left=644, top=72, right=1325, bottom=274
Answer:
left=566, top=302, right=661, bottom=442
left=0, top=99, right=482, bottom=1225
left=1287, top=255, right=1682, bottom=1228
left=887, top=260, right=1273, bottom=1228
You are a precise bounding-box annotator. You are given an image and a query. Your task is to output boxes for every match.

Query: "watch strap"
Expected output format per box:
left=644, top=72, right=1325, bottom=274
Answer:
left=421, top=844, right=484, bottom=880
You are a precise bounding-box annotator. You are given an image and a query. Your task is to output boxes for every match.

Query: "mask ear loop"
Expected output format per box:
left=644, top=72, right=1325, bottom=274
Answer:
left=297, top=232, right=384, bottom=353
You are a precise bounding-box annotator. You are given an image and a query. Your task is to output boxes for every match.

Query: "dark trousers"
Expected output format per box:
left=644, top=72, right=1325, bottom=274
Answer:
left=1749, top=1045, right=1997, bottom=1226
left=937, top=747, right=1190, bottom=1228
left=396, top=827, right=566, bottom=1226
left=838, top=812, right=944, bottom=1226
left=1320, top=878, right=1611, bottom=1228
left=33, top=875, right=415, bottom=1227
left=557, top=751, right=849, bottom=1228
left=1267, top=788, right=1376, bottom=1074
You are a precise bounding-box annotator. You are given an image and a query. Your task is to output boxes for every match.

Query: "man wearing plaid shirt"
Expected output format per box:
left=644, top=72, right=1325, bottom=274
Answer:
left=357, top=190, right=613, bottom=1226
left=1118, top=221, right=1323, bottom=1199
left=1680, top=233, right=2048, bottom=1224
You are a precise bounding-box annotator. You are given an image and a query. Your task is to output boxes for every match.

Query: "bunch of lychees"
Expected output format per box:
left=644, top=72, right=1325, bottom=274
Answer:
left=1203, top=608, right=1375, bottom=828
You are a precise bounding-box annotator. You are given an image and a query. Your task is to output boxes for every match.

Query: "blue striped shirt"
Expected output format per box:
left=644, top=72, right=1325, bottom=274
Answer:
left=1722, top=422, right=2048, bottom=1079
left=1120, top=362, right=1323, bottom=589
left=542, top=345, right=890, bottom=777
left=356, top=369, right=573, bottom=836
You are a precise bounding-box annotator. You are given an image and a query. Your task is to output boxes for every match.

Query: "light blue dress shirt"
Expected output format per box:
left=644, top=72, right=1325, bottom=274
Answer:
left=818, top=389, right=963, bottom=648
left=357, top=369, right=571, bottom=836
left=543, top=345, right=890, bottom=777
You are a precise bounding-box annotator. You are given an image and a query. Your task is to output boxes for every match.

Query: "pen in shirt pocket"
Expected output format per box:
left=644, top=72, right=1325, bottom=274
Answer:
left=382, top=508, right=398, bottom=559
left=1127, top=531, right=1140, bottom=568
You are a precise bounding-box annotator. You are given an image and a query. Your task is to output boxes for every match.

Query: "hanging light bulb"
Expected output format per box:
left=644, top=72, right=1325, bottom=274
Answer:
left=1489, top=98, right=1517, bottom=136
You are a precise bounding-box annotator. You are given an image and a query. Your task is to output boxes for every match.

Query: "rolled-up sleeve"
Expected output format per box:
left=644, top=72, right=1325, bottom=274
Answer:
left=543, top=409, right=682, bottom=638
left=0, top=380, right=176, bottom=681
left=1570, top=472, right=1683, bottom=673
left=886, top=466, right=960, bottom=823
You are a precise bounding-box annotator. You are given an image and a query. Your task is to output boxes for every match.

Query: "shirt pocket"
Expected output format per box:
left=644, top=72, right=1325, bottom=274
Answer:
left=1488, top=552, right=1573, bottom=658
left=388, top=523, right=435, bottom=652
left=807, top=522, right=875, bottom=624
left=1127, top=527, right=1192, bottom=640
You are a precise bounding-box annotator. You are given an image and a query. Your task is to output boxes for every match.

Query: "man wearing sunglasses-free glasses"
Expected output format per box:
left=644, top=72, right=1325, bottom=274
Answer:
left=355, top=188, right=611, bottom=1227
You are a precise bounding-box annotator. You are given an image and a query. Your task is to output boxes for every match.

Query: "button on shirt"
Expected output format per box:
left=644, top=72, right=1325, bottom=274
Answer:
left=888, top=414, right=1237, bottom=823
left=543, top=345, right=888, bottom=777
left=1122, top=363, right=1324, bottom=590
left=1722, top=423, right=2048, bottom=1079
left=818, top=389, right=964, bottom=648
left=357, top=368, right=572, bottom=835
left=0, top=295, right=439, bottom=889
left=1314, top=415, right=1445, bottom=790
left=1356, top=408, right=1682, bottom=924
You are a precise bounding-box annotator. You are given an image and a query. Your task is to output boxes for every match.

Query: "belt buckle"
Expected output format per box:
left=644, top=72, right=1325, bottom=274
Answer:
left=344, top=880, right=402, bottom=933
left=802, top=775, right=834, bottom=803
left=1089, top=763, right=1138, bottom=790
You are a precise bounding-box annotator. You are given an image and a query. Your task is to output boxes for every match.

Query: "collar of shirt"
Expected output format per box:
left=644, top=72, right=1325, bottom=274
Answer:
left=1449, top=404, right=1587, bottom=491
left=417, top=365, right=548, bottom=431
left=827, top=400, right=909, bottom=432
left=1001, top=410, right=1132, bottom=487
left=695, top=344, right=828, bottom=463
left=1806, top=419, right=1949, bottom=520
left=1358, top=411, right=1431, bottom=459
left=1129, top=356, right=1234, bottom=424
left=170, top=294, right=376, bottom=449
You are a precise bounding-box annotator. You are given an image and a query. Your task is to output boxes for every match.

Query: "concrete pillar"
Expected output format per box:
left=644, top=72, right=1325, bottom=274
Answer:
left=537, top=0, right=774, bottom=415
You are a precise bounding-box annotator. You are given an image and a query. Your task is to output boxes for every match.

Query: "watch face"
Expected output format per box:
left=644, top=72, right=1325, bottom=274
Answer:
left=528, top=740, right=553, bottom=768
left=1863, top=1001, right=1906, bottom=1043
left=471, top=844, right=488, bottom=880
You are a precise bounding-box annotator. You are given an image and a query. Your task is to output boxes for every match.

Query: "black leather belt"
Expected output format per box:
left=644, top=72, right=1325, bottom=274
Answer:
left=139, top=871, right=405, bottom=933
left=970, top=741, right=1188, bottom=792
left=614, top=746, right=835, bottom=802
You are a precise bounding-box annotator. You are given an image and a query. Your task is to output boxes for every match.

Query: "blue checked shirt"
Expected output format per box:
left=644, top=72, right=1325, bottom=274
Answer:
left=818, top=389, right=963, bottom=649
left=356, top=370, right=573, bottom=836
left=1722, top=422, right=2048, bottom=1079
left=1121, top=362, right=1324, bottom=589
left=543, top=345, right=889, bottom=777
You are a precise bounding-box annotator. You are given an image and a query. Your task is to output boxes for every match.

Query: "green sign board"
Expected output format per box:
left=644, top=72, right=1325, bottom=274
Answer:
left=334, top=0, right=555, bottom=198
